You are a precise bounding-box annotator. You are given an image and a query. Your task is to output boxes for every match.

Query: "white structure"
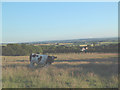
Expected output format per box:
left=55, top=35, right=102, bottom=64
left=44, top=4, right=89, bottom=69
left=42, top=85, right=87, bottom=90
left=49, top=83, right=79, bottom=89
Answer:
left=81, top=47, right=88, bottom=52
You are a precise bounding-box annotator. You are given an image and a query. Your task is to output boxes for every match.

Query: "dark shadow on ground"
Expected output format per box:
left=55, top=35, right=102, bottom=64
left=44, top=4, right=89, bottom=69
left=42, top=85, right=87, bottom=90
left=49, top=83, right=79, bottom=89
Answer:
left=53, top=63, right=118, bottom=78
left=2, top=62, right=47, bottom=70
left=53, top=56, right=118, bottom=78
left=55, top=57, right=118, bottom=63
left=2, top=57, right=118, bottom=78
left=15, top=60, right=29, bottom=62
left=2, top=63, right=30, bottom=68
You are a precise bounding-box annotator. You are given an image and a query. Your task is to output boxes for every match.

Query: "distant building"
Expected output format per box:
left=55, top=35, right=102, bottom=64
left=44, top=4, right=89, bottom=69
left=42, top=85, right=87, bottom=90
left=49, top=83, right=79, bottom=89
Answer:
left=81, top=47, right=88, bottom=53
left=81, top=47, right=86, bottom=51
left=55, top=43, right=59, bottom=45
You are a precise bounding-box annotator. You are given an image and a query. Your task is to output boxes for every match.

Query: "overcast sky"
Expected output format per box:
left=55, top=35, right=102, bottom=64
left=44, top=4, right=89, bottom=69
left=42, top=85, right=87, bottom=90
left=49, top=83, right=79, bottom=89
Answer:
left=2, top=2, right=118, bottom=43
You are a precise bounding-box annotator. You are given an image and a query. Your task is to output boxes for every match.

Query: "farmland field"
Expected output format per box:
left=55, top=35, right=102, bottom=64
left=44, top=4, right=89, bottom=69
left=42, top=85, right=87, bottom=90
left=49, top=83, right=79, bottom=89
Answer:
left=2, top=53, right=118, bottom=88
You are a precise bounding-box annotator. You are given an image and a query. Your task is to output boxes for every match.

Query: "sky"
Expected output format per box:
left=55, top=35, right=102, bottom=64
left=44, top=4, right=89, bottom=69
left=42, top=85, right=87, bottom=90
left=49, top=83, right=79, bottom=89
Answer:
left=2, top=2, right=118, bottom=43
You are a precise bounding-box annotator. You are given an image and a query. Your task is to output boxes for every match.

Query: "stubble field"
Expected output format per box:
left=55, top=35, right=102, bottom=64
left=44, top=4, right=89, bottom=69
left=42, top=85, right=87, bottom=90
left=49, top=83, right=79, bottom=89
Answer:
left=2, top=53, right=118, bottom=88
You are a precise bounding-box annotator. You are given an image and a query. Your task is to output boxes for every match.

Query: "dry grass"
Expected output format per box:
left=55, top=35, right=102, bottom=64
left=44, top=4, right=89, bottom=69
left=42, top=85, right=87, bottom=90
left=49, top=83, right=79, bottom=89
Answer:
left=2, top=53, right=118, bottom=88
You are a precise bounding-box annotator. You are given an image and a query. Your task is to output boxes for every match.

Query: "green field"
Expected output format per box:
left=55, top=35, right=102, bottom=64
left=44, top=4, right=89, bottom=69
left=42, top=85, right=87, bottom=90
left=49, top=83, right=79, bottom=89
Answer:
left=99, top=42, right=118, bottom=45
left=2, top=53, right=118, bottom=88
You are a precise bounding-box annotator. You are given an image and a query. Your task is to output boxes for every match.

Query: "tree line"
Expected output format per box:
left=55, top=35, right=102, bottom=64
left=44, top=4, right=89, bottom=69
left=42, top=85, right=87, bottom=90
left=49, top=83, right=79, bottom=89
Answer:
left=2, top=44, right=42, bottom=56
left=2, top=43, right=119, bottom=56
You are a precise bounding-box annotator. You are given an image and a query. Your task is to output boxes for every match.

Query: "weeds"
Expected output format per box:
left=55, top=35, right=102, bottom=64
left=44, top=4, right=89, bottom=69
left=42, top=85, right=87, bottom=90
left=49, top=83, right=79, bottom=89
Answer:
left=2, top=53, right=118, bottom=88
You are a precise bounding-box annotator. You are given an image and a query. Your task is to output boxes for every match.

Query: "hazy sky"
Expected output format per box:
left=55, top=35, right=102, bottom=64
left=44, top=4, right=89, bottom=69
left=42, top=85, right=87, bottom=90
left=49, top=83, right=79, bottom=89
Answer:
left=2, top=2, right=118, bottom=43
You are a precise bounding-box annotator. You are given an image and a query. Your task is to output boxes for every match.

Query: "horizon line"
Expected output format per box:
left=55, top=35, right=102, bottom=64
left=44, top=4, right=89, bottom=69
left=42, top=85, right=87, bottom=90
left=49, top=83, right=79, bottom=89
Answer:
left=2, top=36, right=118, bottom=44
